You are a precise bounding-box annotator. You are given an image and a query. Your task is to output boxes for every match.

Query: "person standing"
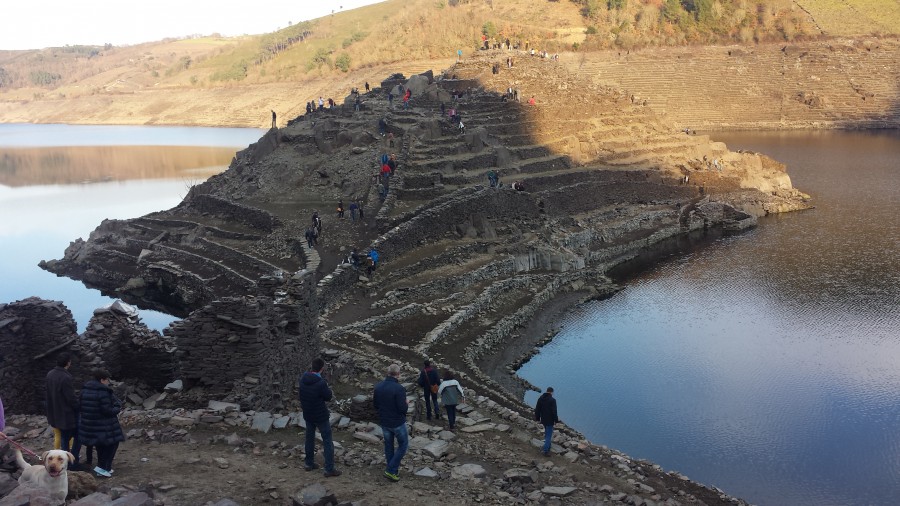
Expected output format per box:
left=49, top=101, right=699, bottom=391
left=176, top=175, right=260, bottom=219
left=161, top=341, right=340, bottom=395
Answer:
left=78, top=369, right=124, bottom=477
left=373, top=364, right=408, bottom=482
left=46, top=352, right=79, bottom=461
left=365, top=81, right=370, bottom=92
left=417, top=360, right=441, bottom=421
left=438, top=371, right=464, bottom=430
left=337, top=200, right=344, bottom=219
left=298, top=358, right=341, bottom=477
left=0, top=394, right=5, bottom=434
left=349, top=201, right=358, bottom=222
left=534, top=387, right=558, bottom=456
left=271, top=110, right=277, bottom=129
left=357, top=200, right=365, bottom=221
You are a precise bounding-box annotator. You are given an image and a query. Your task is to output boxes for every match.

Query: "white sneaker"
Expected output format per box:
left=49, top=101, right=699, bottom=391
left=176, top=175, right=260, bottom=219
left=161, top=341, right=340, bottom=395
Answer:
left=94, top=467, right=112, bottom=478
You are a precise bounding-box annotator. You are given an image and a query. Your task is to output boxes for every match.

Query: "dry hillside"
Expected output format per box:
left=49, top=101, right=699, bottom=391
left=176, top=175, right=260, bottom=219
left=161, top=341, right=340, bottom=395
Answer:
left=1, top=0, right=898, bottom=129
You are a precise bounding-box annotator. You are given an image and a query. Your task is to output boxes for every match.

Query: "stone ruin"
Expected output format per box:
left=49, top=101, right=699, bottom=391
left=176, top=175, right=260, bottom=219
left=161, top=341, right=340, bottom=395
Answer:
left=0, top=271, right=319, bottom=416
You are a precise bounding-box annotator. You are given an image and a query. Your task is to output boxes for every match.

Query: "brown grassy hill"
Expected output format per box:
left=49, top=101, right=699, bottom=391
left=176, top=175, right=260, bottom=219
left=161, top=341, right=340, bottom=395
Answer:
left=0, top=0, right=897, bottom=128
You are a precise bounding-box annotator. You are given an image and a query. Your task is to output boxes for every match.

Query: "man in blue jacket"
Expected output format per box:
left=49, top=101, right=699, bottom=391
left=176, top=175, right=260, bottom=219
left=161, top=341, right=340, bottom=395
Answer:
left=299, top=358, right=341, bottom=477
left=373, top=364, right=408, bottom=482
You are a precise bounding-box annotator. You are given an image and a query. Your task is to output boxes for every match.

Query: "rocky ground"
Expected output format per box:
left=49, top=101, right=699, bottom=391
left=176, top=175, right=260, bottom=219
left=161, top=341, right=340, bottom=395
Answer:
left=1, top=351, right=748, bottom=506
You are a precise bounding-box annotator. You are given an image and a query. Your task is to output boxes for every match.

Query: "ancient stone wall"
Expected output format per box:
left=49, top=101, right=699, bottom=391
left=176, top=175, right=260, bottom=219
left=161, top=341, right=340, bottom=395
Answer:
left=179, top=195, right=281, bottom=233
left=167, top=273, right=319, bottom=411
left=0, top=298, right=78, bottom=415
left=81, top=308, right=177, bottom=391
left=373, top=188, right=540, bottom=261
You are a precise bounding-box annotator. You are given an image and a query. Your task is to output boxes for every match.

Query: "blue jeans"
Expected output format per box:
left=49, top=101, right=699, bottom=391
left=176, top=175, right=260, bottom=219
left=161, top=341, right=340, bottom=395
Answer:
left=542, top=424, right=554, bottom=453
left=304, top=418, right=335, bottom=472
left=381, top=423, right=409, bottom=475
left=424, top=390, right=439, bottom=418
left=445, top=404, right=457, bottom=429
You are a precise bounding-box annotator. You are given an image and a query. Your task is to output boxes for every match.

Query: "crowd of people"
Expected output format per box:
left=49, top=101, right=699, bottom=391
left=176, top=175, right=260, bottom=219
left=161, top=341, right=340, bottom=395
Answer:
left=299, top=357, right=558, bottom=482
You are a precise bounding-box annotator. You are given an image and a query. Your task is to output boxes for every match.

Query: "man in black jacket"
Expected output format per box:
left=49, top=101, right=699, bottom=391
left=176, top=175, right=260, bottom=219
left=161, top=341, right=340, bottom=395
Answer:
left=299, top=358, right=341, bottom=477
left=374, top=364, right=408, bottom=482
left=46, top=352, right=79, bottom=462
left=534, top=387, right=558, bottom=456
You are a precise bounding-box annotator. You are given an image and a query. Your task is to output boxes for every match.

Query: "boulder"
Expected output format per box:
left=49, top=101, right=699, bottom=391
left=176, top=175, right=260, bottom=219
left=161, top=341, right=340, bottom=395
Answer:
left=292, top=483, right=337, bottom=506
left=70, top=493, right=114, bottom=506
left=251, top=412, right=275, bottom=433
left=423, top=440, right=450, bottom=459
left=66, top=471, right=98, bottom=500
left=503, top=468, right=537, bottom=484
left=0, top=485, right=54, bottom=506
left=0, top=473, right=17, bottom=497
left=450, top=463, right=487, bottom=480
left=414, top=467, right=439, bottom=478
left=405, top=74, right=430, bottom=96
left=109, top=492, right=154, bottom=506
left=541, top=486, right=577, bottom=497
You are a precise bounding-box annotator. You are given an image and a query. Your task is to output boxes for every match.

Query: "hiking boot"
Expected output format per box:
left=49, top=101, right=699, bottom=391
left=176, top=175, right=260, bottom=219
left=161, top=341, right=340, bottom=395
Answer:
left=304, top=463, right=320, bottom=471
left=384, top=471, right=400, bottom=482
left=323, top=469, right=342, bottom=478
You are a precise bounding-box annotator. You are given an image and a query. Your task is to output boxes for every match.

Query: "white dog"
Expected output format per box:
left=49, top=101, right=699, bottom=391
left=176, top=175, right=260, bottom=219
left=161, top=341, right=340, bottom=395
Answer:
left=15, top=449, right=74, bottom=505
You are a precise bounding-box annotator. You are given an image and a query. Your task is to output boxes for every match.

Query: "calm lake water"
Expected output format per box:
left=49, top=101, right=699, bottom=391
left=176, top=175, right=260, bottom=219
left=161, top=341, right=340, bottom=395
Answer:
left=0, top=124, right=263, bottom=331
left=519, top=130, right=900, bottom=505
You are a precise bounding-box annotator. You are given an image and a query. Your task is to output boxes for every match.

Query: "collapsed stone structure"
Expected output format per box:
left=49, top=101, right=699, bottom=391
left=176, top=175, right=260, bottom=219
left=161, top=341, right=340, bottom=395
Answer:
left=0, top=270, right=317, bottom=415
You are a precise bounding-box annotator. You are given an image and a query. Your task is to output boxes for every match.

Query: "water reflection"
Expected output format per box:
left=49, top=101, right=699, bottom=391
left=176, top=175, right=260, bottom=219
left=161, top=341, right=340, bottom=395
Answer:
left=0, top=145, right=237, bottom=186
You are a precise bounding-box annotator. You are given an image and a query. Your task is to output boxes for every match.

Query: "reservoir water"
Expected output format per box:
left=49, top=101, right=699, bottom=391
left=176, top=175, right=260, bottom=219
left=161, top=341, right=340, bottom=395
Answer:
left=519, top=130, right=900, bottom=506
left=0, top=124, right=263, bottom=331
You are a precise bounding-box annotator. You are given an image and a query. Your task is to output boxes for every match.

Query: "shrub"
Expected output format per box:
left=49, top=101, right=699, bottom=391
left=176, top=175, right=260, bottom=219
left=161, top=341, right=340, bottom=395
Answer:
left=335, top=53, right=351, bottom=72
left=482, top=21, right=498, bottom=38
left=210, top=61, right=248, bottom=82
left=29, top=70, right=61, bottom=86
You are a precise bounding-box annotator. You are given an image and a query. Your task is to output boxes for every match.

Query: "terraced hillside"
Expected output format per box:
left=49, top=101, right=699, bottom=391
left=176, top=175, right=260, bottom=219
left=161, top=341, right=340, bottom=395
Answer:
left=43, top=51, right=809, bottom=415
left=567, top=38, right=900, bottom=130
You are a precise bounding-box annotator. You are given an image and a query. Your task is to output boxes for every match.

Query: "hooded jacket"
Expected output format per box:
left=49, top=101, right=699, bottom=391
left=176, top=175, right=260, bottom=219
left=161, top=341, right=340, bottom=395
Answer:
left=299, top=372, right=332, bottom=423
left=78, top=380, right=124, bottom=446
left=438, top=379, right=464, bottom=406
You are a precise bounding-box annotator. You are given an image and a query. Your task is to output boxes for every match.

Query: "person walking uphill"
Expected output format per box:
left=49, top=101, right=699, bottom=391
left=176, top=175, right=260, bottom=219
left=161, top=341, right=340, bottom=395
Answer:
left=534, top=387, right=558, bottom=456
left=417, top=360, right=441, bottom=421
left=46, top=352, right=79, bottom=462
left=78, top=369, right=124, bottom=477
left=373, top=364, right=408, bottom=482
left=438, top=371, right=464, bottom=430
left=299, top=358, right=341, bottom=477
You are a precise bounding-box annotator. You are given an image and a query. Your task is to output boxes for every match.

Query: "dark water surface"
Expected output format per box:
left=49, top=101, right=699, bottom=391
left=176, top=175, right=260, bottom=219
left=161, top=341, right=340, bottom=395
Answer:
left=519, top=130, right=900, bottom=506
left=0, top=124, right=263, bottom=331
